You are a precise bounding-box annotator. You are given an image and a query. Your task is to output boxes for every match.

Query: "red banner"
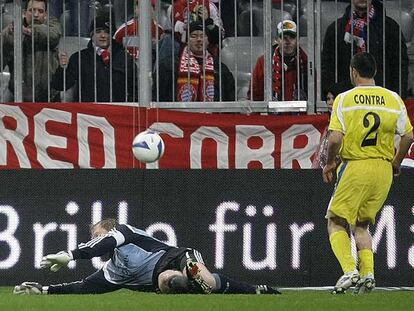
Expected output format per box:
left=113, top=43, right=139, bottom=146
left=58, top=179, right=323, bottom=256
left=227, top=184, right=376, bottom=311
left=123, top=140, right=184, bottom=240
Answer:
left=0, top=101, right=413, bottom=169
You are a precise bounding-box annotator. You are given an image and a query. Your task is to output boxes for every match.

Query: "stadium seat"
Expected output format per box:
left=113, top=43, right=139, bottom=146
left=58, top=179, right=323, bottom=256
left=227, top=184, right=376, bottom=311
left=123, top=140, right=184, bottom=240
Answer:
left=384, top=7, right=414, bottom=43
left=221, top=37, right=265, bottom=99
left=57, top=37, right=89, bottom=102
left=1, top=2, right=14, bottom=29
left=238, top=8, right=292, bottom=41
left=0, top=71, right=11, bottom=102
left=320, top=1, right=349, bottom=39
left=58, top=36, right=90, bottom=59
left=155, top=2, right=171, bottom=31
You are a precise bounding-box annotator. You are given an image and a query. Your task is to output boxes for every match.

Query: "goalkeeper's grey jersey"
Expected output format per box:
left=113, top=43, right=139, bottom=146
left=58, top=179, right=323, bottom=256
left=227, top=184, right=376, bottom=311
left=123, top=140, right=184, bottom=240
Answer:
left=71, top=224, right=173, bottom=286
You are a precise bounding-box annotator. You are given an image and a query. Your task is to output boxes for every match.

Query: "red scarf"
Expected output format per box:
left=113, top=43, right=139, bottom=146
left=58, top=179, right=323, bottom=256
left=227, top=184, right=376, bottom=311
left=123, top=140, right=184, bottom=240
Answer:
left=176, top=46, right=215, bottom=102
left=96, top=47, right=110, bottom=65
left=272, top=46, right=307, bottom=101
left=344, top=5, right=375, bottom=53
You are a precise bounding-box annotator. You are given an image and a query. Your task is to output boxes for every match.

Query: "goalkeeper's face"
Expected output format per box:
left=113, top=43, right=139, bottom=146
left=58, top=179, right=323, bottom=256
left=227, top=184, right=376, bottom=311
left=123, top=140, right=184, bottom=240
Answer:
left=353, top=0, right=372, bottom=11
left=91, top=225, right=109, bottom=239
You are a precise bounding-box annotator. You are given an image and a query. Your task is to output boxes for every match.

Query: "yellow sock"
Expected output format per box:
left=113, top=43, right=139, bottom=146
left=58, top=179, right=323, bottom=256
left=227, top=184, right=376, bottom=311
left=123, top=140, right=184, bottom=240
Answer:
left=329, top=230, right=356, bottom=273
left=358, top=249, right=374, bottom=277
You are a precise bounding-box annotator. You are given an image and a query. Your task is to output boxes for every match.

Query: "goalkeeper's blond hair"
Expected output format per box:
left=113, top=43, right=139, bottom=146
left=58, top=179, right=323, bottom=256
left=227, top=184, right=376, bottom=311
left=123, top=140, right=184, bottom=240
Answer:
left=90, top=218, right=118, bottom=238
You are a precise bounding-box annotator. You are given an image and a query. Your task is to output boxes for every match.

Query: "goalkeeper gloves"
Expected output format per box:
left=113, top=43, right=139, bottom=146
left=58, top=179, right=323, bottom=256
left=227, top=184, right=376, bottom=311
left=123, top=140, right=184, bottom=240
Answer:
left=40, top=251, right=73, bottom=272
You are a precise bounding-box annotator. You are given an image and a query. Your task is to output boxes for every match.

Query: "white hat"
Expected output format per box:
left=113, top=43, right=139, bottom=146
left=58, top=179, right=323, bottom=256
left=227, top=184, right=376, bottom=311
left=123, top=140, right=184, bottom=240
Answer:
left=277, top=20, right=297, bottom=37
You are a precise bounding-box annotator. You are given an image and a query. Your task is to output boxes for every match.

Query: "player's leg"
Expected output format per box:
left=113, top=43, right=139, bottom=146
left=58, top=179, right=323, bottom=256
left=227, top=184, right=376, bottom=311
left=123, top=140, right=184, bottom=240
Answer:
left=328, top=216, right=356, bottom=275
left=211, top=273, right=281, bottom=295
left=183, top=250, right=280, bottom=295
left=326, top=161, right=365, bottom=293
left=352, top=159, right=392, bottom=294
left=182, top=255, right=216, bottom=294
left=353, top=221, right=375, bottom=294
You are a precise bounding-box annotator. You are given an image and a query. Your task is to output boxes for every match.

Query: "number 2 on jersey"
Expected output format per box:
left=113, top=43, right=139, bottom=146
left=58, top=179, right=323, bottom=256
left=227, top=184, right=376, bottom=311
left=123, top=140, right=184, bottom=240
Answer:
left=361, top=112, right=380, bottom=147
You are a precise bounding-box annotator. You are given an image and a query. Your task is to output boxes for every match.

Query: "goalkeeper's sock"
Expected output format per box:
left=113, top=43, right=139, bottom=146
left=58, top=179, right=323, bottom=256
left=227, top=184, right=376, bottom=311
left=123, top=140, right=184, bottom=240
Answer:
left=212, top=273, right=256, bottom=294
left=329, top=230, right=356, bottom=273
left=358, top=249, right=374, bottom=278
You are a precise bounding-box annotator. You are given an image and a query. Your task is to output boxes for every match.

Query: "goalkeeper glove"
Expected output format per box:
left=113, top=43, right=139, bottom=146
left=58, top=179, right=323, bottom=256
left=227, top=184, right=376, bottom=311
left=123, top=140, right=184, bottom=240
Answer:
left=40, top=251, right=73, bottom=272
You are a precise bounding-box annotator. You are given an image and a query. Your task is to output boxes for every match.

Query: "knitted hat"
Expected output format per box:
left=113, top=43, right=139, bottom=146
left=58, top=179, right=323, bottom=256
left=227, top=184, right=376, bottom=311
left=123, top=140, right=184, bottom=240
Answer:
left=189, top=21, right=208, bottom=34
left=89, top=13, right=112, bottom=35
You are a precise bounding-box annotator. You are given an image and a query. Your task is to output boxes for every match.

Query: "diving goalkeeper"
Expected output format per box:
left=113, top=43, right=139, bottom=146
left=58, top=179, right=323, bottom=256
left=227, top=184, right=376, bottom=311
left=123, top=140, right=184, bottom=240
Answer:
left=14, top=219, right=280, bottom=295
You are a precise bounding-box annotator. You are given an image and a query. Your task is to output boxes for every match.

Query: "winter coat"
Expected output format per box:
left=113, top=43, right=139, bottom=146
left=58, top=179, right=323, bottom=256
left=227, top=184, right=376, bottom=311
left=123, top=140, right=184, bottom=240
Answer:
left=52, top=39, right=137, bottom=102
left=321, top=0, right=409, bottom=99
left=154, top=45, right=235, bottom=102
left=1, top=17, right=61, bottom=102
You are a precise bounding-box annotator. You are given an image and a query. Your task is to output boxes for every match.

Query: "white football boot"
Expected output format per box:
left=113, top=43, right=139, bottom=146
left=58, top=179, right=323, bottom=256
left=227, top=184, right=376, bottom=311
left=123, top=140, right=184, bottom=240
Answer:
left=353, top=274, right=376, bottom=294
left=331, top=270, right=360, bottom=294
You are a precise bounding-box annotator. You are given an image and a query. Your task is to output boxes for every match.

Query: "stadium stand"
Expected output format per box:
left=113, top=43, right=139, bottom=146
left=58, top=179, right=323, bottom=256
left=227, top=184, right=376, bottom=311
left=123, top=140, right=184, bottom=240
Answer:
left=238, top=7, right=292, bottom=40
left=221, top=37, right=265, bottom=100
left=57, top=36, right=90, bottom=102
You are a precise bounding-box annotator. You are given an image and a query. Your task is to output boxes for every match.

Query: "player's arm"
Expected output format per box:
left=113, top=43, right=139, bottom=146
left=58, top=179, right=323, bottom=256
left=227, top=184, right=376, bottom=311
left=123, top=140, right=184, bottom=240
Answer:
left=392, top=131, right=414, bottom=176
left=392, top=95, right=414, bottom=176
left=323, top=131, right=343, bottom=183
left=323, top=95, right=344, bottom=183
left=40, top=225, right=134, bottom=271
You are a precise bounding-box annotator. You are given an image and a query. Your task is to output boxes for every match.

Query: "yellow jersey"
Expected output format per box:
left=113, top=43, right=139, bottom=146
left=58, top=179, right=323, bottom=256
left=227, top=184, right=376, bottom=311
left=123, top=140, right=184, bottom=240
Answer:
left=329, top=86, right=413, bottom=161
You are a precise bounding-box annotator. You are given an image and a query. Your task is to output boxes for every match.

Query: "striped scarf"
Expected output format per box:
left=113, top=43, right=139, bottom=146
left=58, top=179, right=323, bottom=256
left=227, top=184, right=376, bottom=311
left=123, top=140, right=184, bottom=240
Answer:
left=272, top=46, right=307, bottom=101
left=344, top=5, right=376, bottom=53
left=176, top=46, right=215, bottom=102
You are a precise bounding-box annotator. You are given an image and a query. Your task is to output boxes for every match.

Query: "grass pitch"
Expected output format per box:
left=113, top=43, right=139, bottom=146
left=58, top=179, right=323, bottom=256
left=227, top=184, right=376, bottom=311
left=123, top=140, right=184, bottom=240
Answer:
left=2, top=287, right=413, bottom=311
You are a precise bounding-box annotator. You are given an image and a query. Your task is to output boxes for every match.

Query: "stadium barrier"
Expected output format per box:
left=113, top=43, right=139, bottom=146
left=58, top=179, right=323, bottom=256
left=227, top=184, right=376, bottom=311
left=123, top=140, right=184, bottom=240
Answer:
left=0, top=101, right=413, bottom=169
left=0, top=169, right=413, bottom=287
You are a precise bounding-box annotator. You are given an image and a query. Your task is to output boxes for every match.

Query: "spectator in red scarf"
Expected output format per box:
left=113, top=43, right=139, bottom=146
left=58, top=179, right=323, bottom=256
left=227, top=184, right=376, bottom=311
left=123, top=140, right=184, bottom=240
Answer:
left=154, top=20, right=234, bottom=102
left=321, top=0, right=409, bottom=100
left=52, top=12, right=137, bottom=102
left=113, top=0, right=164, bottom=61
left=248, top=20, right=308, bottom=101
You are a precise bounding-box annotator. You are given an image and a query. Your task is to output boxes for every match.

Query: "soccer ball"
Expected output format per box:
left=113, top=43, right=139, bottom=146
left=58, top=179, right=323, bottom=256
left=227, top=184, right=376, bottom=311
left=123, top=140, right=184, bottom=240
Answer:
left=132, top=130, right=165, bottom=163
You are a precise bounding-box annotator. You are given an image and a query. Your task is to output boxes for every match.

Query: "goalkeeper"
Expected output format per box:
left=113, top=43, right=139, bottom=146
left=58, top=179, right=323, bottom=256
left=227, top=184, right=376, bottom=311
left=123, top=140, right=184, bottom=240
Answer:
left=14, top=219, right=280, bottom=295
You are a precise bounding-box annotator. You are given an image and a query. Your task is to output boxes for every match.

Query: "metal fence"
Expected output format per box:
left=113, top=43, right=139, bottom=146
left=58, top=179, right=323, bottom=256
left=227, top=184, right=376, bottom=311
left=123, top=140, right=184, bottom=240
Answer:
left=1, top=0, right=413, bottom=113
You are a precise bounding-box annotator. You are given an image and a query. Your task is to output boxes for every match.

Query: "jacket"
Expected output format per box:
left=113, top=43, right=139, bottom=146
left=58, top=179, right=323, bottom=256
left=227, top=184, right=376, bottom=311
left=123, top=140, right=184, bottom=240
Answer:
left=154, top=45, right=235, bottom=102
left=248, top=45, right=308, bottom=101
left=321, top=0, right=409, bottom=98
left=1, top=17, right=61, bottom=102
left=52, top=39, right=137, bottom=102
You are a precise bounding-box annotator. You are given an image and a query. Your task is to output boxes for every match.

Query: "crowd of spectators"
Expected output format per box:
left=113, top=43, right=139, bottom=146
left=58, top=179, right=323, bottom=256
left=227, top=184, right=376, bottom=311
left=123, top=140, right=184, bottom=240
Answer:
left=0, top=0, right=413, bottom=103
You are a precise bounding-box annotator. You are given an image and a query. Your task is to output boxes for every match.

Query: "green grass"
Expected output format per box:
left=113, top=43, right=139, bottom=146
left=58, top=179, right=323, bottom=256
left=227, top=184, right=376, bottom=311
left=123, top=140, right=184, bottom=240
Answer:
left=2, top=287, right=414, bottom=311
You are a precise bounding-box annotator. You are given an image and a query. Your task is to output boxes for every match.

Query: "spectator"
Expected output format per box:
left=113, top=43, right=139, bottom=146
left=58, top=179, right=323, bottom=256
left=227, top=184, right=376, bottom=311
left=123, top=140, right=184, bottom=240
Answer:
left=321, top=0, right=409, bottom=100
left=159, top=0, right=223, bottom=61
left=14, top=219, right=281, bottom=295
left=154, top=20, right=234, bottom=102
left=248, top=20, right=308, bottom=101
left=113, top=0, right=164, bottom=61
left=170, top=0, right=223, bottom=44
left=48, top=0, right=91, bottom=37
left=0, top=0, right=61, bottom=102
left=52, top=12, right=136, bottom=102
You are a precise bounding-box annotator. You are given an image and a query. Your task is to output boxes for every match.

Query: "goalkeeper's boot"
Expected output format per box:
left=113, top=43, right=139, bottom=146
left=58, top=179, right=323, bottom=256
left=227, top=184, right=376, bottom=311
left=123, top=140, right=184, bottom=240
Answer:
left=331, top=270, right=359, bottom=294
left=186, top=258, right=213, bottom=294
left=353, top=275, right=375, bottom=295
left=255, top=284, right=282, bottom=295
left=13, top=282, right=45, bottom=295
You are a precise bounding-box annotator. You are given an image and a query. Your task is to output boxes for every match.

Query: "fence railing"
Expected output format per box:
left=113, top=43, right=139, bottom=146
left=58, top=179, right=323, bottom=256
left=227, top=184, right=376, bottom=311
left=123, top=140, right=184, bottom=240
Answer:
left=0, top=0, right=413, bottom=112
